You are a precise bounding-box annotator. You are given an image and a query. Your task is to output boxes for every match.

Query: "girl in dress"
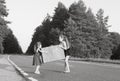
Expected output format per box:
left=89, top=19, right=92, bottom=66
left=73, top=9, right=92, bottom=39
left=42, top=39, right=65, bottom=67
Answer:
left=33, top=42, right=44, bottom=74
left=59, top=34, right=71, bottom=73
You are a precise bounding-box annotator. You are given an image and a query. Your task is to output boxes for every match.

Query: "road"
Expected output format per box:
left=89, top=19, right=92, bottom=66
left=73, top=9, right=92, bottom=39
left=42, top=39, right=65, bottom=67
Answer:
left=10, top=55, right=120, bottom=81
left=0, top=55, right=25, bottom=81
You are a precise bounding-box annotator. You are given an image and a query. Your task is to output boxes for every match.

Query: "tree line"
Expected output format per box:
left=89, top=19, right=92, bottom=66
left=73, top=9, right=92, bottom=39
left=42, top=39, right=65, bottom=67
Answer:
left=26, top=0, right=120, bottom=60
left=0, top=0, right=23, bottom=54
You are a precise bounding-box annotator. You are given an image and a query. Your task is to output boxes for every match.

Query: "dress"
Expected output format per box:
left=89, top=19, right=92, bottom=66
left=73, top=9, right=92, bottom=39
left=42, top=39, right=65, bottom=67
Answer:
left=33, top=52, right=43, bottom=65
left=32, top=44, right=44, bottom=66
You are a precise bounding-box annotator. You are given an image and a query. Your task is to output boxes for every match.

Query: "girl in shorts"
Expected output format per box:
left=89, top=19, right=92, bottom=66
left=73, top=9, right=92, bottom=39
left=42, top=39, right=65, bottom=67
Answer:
left=59, top=34, right=71, bottom=73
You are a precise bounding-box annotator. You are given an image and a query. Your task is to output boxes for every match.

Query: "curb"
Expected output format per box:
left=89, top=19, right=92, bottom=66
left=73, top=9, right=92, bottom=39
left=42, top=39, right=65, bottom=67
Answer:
left=70, top=57, right=120, bottom=65
left=8, top=55, right=38, bottom=81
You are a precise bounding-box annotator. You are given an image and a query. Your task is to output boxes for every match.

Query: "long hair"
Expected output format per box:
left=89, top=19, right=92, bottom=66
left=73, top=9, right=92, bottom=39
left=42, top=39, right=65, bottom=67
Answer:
left=59, top=34, right=70, bottom=49
left=63, top=35, right=70, bottom=49
left=36, top=42, right=42, bottom=48
left=34, top=41, right=42, bottom=53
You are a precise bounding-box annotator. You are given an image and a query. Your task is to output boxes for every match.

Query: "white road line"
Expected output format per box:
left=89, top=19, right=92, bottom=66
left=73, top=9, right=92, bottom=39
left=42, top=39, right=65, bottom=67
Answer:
left=8, top=55, right=38, bottom=81
left=22, top=72, right=29, bottom=76
left=28, top=77, right=38, bottom=81
left=8, top=55, right=29, bottom=76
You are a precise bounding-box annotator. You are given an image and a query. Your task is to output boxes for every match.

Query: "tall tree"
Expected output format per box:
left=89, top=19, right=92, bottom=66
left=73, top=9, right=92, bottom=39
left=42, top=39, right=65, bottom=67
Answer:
left=3, top=29, right=23, bottom=54
left=96, top=9, right=110, bottom=36
left=95, top=9, right=113, bottom=58
left=64, top=0, right=96, bottom=58
left=26, top=2, right=69, bottom=54
left=64, top=0, right=112, bottom=58
left=26, top=14, right=52, bottom=54
left=48, top=2, right=69, bottom=45
left=0, top=0, right=9, bottom=53
left=27, top=0, right=115, bottom=59
left=0, top=0, right=23, bottom=54
left=109, top=32, right=120, bottom=59
left=0, top=37, right=4, bottom=53
left=51, top=2, right=69, bottom=30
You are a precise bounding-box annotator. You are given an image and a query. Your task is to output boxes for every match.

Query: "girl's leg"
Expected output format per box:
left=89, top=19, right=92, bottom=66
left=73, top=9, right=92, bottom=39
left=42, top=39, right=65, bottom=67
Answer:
left=64, top=55, right=70, bottom=73
left=35, top=65, right=40, bottom=74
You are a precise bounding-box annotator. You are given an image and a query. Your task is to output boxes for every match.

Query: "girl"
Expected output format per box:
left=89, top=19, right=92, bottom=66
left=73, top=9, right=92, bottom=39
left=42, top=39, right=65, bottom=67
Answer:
left=33, top=41, right=44, bottom=74
left=59, top=34, right=71, bottom=73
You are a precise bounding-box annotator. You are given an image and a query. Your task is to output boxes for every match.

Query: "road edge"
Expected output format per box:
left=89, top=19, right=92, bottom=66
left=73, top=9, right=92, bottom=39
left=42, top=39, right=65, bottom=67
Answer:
left=70, top=57, right=120, bottom=65
left=7, top=55, right=38, bottom=81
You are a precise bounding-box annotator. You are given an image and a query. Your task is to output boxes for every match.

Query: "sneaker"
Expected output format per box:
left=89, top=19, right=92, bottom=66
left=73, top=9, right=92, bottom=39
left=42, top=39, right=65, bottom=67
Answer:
left=35, top=71, right=40, bottom=74
left=64, top=70, right=70, bottom=73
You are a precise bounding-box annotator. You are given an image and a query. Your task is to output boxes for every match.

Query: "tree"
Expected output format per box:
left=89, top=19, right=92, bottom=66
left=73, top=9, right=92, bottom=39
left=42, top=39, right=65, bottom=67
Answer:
left=51, top=2, right=69, bottom=30
left=3, top=29, right=23, bottom=54
left=64, top=0, right=98, bottom=58
left=109, top=32, right=120, bottom=59
left=63, top=0, right=112, bottom=58
left=0, top=0, right=9, bottom=53
left=26, top=14, right=52, bottom=54
left=27, top=0, right=115, bottom=59
left=26, top=2, right=69, bottom=54
left=0, top=37, right=4, bottom=53
left=96, top=9, right=110, bottom=36
left=0, top=0, right=23, bottom=54
left=48, top=2, right=69, bottom=45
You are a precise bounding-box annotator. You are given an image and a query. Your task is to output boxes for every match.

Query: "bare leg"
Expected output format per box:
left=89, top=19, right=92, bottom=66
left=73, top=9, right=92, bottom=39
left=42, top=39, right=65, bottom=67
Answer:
left=35, top=65, right=40, bottom=74
left=64, top=56, right=70, bottom=73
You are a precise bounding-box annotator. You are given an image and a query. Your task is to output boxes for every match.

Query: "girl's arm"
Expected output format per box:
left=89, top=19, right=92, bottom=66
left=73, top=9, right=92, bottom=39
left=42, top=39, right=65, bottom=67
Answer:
left=59, top=44, right=64, bottom=49
left=34, top=45, right=38, bottom=53
left=59, top=42, right=67, bottom=50
left=38, top=48, right=47, bottom=53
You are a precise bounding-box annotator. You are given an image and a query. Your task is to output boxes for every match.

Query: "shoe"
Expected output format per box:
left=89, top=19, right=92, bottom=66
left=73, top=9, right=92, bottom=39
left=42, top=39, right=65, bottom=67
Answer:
left=35, top=71, right=40, bottom=74
left=64, top=70, right=70, bottom=73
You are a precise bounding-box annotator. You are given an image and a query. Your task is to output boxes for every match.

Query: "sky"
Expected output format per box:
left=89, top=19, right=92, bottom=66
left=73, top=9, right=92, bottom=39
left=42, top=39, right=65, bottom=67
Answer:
left=6, top=0, right=120, bottom=52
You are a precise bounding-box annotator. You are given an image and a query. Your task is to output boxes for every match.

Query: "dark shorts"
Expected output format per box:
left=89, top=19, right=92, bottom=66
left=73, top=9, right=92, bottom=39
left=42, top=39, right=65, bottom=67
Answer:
left=64, top=49, right=70, bottom=57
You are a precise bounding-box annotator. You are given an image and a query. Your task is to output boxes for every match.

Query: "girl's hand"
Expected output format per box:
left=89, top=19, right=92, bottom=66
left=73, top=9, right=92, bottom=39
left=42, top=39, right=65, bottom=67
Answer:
left=38, top=49, right=47, bottom=53
left=59, top=44, right=62, bottom=48
left=41, top=50, right=47, bottom=53
left=59, top=44, right=66, bottom=49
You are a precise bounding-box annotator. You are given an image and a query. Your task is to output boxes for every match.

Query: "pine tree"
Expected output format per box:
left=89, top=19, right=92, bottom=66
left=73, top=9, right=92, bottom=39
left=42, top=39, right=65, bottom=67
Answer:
left=3, top=29, right=23, bottom=54
left=0, top=0, right=23, bottom=54
left=64, top=0, right=94, bottom=58
left=26, top=14, right=52, bottom=54
left=26, top=2, right=69, bottom=54
left=51, top=2, right=69, bottom=30
left=27, top=0, right=115, bottom=59
left=96, top=9, right=110, bottom=36
left=64, top=0, right=112, bottom=58
left=109, top=32, right=120, bottom=59
left=95, top=9, right=113, bottom=58
left=0, top=0, right=9, bottom=53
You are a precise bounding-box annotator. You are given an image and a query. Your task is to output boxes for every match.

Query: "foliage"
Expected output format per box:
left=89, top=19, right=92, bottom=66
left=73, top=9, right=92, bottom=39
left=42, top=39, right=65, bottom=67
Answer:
left=26, top=2, right=69, bottom=54
left=109, top=32, right=120, bottom=59
left=0, top=0, right=9, bottom=53
left=27, top=0, right=120, bottom=60
left=26, top=14, right=52, bottom=54
left=3, top=29, right=23, bottom=54
left=0, top=0, right=23, bottom=54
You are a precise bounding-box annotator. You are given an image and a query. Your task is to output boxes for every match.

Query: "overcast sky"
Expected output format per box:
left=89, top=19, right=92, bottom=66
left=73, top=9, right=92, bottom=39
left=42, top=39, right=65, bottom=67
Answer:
left=6, top=0, right=120, bottom=52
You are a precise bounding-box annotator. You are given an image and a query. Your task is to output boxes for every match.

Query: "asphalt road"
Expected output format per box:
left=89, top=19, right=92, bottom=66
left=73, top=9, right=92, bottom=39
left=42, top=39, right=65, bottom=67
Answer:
left=10, top=55, right=120, bottom=81
left=0, top=55, right=25, bottom=81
